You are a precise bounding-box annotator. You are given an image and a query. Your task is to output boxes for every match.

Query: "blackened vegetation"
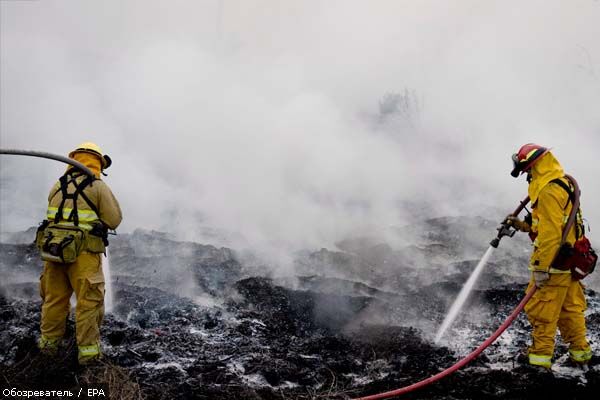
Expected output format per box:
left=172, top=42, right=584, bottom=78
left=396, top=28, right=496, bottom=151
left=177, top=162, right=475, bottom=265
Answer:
left=1, top=221, right=600, bottom=399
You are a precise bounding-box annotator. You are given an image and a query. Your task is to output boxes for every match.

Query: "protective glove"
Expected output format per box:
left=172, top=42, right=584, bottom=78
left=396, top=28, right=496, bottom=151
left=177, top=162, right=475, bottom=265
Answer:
left=505, top=215, right=530, bottom=232
left=533, top=271, right=550, bottom=288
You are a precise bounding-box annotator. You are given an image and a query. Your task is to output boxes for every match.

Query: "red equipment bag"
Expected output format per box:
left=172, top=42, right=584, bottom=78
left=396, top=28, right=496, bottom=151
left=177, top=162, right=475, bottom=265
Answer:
left=554, top=237, right=598, bottom=279
left=550, top=175, right=598, bottom=280
left=570, top=236, right=598, bottom=280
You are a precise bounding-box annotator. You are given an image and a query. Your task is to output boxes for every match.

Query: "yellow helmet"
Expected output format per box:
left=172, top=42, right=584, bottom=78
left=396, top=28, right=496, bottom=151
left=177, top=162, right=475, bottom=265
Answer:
left=69, top=142, right=112, bottom=169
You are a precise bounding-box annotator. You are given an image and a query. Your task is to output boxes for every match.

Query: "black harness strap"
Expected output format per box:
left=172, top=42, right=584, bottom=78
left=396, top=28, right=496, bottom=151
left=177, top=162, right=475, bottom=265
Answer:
left=54, top=174, right=71, bottom=224
left=70, top=174, right=95, bottom=226
left=550, top=178, right=575, bottom=209
left=52, top=171, right=97, bottom=227
left=78, top=183, right=100, bottom=218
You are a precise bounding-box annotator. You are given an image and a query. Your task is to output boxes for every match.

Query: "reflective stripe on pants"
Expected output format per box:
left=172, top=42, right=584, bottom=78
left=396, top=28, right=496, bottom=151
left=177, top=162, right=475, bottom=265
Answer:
left=40, top=253, right=105, bottom=364
left=569, top=348, right=592, bottom=363
left=78, top=342, right=101, bottom=362
left=528, top=353, right=552, bottom=368
left=38, top=335, right=60, bottom=350
left=524, top=274, right=590, bottom=366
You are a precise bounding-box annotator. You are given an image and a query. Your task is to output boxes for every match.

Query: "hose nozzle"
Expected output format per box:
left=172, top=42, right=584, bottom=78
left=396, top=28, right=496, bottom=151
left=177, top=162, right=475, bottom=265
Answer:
left=490, top=220, right=518, bottom=248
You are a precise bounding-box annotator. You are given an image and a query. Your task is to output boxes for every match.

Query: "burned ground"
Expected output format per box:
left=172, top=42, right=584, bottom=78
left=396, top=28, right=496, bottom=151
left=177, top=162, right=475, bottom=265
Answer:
left=1, top=219, right=599, bottom=399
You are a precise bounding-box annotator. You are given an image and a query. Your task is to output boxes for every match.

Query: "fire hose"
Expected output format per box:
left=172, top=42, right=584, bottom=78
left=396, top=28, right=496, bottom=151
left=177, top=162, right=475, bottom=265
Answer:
left=2, top=149, right=580, bottom=398
left=0, top=148, right=94, bottom=177
left=353, top=287, right=536, bottom=400
left=356, top=183, right=584, bottom=400
left=354, top=197, right=535, bottom=400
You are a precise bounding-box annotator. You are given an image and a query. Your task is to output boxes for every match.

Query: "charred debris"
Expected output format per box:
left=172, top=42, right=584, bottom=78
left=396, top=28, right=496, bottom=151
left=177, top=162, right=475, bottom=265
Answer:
left=1, top=217, right=599, bottom=399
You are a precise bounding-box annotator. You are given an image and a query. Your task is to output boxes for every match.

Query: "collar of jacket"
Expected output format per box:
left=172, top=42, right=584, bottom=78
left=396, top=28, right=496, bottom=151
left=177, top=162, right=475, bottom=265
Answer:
left=528, top=151, right=564, bottom=204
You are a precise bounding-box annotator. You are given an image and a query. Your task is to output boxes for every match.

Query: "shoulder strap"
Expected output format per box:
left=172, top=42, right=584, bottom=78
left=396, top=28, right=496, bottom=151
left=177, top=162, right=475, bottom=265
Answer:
left=54, top=174, right=72, bottom=224
left=77, top=179, right=101, bottom=218
left=550, top=178, right=575, bottom=209
left=53, top=171, right=98, bottom=226
left=533, top=177, right=573, bottom=210
left=69, top=175, right=96, bottom=226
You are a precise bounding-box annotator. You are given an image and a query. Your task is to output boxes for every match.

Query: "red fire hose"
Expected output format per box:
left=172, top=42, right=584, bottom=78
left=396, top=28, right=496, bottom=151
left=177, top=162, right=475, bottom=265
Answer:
left=356, top=180, right=581, bottom=399
left=353, top=286, right=537, bottom=400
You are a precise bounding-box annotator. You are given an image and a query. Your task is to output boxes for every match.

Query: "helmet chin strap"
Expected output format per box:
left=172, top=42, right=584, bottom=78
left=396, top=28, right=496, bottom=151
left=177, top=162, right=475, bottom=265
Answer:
left=526, top=171, right=532, bottom=183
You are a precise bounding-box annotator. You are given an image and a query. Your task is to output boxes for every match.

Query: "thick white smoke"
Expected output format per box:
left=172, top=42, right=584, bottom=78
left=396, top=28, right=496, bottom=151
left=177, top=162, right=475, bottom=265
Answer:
left=1, top=1, right=599, bottom=257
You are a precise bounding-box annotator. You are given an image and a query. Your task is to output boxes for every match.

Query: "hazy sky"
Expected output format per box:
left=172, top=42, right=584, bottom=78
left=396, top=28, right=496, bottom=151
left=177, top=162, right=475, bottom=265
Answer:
left=1, top=0, right=599, bottom=253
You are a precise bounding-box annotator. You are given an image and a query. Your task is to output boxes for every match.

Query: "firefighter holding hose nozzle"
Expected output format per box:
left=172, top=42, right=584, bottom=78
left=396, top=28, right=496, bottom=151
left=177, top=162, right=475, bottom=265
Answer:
left=36, top=142, right=122, bottom=365
left=507, top=143, right=593, bottom=369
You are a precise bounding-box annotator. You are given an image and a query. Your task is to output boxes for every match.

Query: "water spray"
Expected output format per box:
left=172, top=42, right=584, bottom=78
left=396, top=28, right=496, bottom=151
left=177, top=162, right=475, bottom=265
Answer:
left=434, top=246, right=495, bottom=343
left=354, top=287, right=537, bottom=400
left=103, top=248, right=115, bottom=313
left=434, top=196, right=531, bottom=343
left=354, top=196, right=533, bottom=400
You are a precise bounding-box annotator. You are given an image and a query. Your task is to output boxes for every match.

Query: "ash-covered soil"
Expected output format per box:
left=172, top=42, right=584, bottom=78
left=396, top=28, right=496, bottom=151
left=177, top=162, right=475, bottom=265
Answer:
left=1, top=218, right=600, bottom=399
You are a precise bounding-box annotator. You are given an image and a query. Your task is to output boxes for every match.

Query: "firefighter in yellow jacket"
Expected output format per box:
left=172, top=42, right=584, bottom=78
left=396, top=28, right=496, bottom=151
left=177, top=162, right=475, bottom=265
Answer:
left=37, top=142, right=122, bottom=364
left=507, top=143, right=592, bottom=369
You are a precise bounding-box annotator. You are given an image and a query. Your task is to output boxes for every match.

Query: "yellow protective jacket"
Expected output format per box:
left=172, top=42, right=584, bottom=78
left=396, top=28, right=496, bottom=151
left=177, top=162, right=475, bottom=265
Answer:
left=45, top=152, right=122, bottom=253
left=528, top=152, right=580, bottom=273
left=47, top=175, right=122, bottom=230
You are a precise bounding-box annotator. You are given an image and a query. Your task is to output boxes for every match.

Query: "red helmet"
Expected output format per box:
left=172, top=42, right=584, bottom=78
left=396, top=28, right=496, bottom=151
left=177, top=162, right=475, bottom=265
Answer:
left=511, top=143, right=550, bottom=177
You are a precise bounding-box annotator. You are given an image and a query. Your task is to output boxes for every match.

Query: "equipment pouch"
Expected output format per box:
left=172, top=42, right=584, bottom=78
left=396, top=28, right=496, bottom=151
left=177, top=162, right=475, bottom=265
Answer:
left=553, top=238, right=597, bottom=279
left=38, top=225, right=85, bottom=263
left=570, top=237, right=597, bottom=281
left=35, top=220, right=50, bottom=248
left=552, top=243, right=574, bottom=271
left=84, top=222, right=107, bottom=253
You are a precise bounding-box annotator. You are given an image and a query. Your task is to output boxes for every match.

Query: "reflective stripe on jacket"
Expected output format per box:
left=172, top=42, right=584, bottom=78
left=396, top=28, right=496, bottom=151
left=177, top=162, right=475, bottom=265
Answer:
left=47, top=175, right=122, bottom=230
left=46, top=207, right=99, bottom=230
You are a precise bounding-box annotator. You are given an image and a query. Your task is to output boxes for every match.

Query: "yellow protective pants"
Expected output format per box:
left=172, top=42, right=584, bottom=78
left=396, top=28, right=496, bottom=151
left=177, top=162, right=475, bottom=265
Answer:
left=39, top=253, right=105, bottom=363
left=524, top=273, right=591, bottom=367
